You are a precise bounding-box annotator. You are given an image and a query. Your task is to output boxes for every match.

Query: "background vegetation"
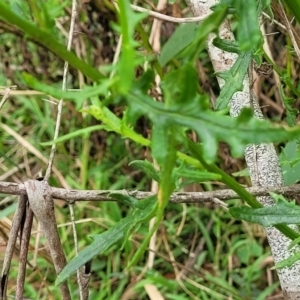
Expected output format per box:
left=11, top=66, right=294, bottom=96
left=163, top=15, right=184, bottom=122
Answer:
left=1, top=0, right=300, bottom=299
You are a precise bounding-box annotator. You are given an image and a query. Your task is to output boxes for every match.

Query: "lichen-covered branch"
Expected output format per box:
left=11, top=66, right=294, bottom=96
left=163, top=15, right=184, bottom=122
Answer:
left=184, top=0, right=300, bottom=298
left=1, top=180, right=300, bottom=204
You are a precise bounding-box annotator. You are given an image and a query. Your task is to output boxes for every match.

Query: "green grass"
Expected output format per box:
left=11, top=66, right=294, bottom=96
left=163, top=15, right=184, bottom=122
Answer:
left=0, top=0, right=298, bottom=299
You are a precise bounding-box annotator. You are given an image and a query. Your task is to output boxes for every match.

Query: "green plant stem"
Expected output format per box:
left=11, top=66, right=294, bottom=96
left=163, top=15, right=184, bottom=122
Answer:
left=127, top=127, right=177, bottom=268
left=0, top=3, right=104, bottom=82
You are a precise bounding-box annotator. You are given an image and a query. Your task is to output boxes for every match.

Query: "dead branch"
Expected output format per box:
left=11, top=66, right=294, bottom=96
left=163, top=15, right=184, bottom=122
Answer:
left=0, top=195, right=27, bottom=300
left=1, top=180, right=300, bottom=204
left=24, top=180, right=71, bottom=299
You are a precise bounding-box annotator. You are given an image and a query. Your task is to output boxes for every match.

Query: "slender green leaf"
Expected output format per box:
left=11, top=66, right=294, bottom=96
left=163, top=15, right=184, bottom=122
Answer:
left=289, top=236, right=300, bottom=249
left=229, top=199, right=300, bottom=227
left=56, top=218, right=131, bottom=285
left=0, top=203, right=18, bottom=219
left=174, top=168, right=221, bottom=182
left=256, top=283, right=279, bottom=300
left=56, top=196, right=157, bottom=285
left=272, top=252, right=300, bottom=270
left=186, top=5, right=228, bottom=62
left=151, top=122, right=170, bottom=165
left=232, top=168, right=249, bottom=177
left=108, top=193, right=138, bottom=208
left=40, top=125, right=105, bottom=146
left=87, top=105, right=150, bottom=146
left=159, top=5, right=227, bottom=65
left=260, top=0, right=273, bottom=23
left=159, top=23, right=199, bottom=67
left=129, top=160, right=160, bottom=182
left=23, top=73, right=114, bottom=106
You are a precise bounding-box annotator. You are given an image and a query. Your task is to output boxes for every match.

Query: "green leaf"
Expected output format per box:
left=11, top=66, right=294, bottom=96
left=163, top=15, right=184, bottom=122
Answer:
left=174, top=168, right=221, bottom=182
left=159, top=5, right=227, bottom=65
left=56, top=218, right=131, bottom=285
left=260, top=0, right=271, bottom=8
left=189, top=140, right=300, bottom=243
left=159, top=23, right=199, bottom=67
left=40, top=125, right=105, bottom=146
left=117, top=0, right=145, bottom=93
left=56, top=196, right=157, bottom=285
left=86, top=105, right=203, bottom=168
left=87, top=105, right=150, bottom=146
left=186, top=6, right=228, bottom=62
left=279, top=85, right=299, bottom=127
left=0, top=3, right=104, bottom=81
left=161, top=63, right=209, bottom=110
left=0, top=203, right=18, bottom=219
left=22, top=73, right=114, bottom=108
left=108, top=193, right=138, bottom=208
left=280, top=139, right=300, bottom=185
left=130, top=91, right=300, bottom=162
left=257, top=284, right=279, bottom=300
left=174, top=167, right=222, bottom=189
left=236, top=240, right=263, bottom=264
left=212, top=37, right=240, bottom=54
left=129, top=160, right=160, bottom=182
left=127, top=127, right=177, bottom=268
left=215, top=52, right=252, bottom=110
left=229, top=198, right=300, bottom=227
left=232, top=167, right=249, bottom=177
left=203, top=272, right=241, bottom=298
left=27, top=0, right=61, bottom=33
left=40, top=1, right=57, bottom=32
left=45, top=0, right=67, bottom=19
left=151, top=122, right=170, bottom=165
left=272, top=252, right=300, bottom=270
left=134, top=69, right=155, bottom=93
left=289, top=236, right=300, bottom=249
left=234, top=0, right=262, bottom=51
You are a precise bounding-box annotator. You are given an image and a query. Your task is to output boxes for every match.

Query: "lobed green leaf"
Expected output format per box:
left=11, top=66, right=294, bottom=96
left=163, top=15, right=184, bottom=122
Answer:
left=130, top=91, right=300, bottom=162
left=215, top=52, right=252, bottom=110
left=229, top=198, right=300, bottom=227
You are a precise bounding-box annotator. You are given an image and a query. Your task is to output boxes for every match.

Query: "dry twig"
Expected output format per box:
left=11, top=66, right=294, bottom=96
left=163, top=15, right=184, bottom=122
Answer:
left=1, top=180, right=300, bottom=204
